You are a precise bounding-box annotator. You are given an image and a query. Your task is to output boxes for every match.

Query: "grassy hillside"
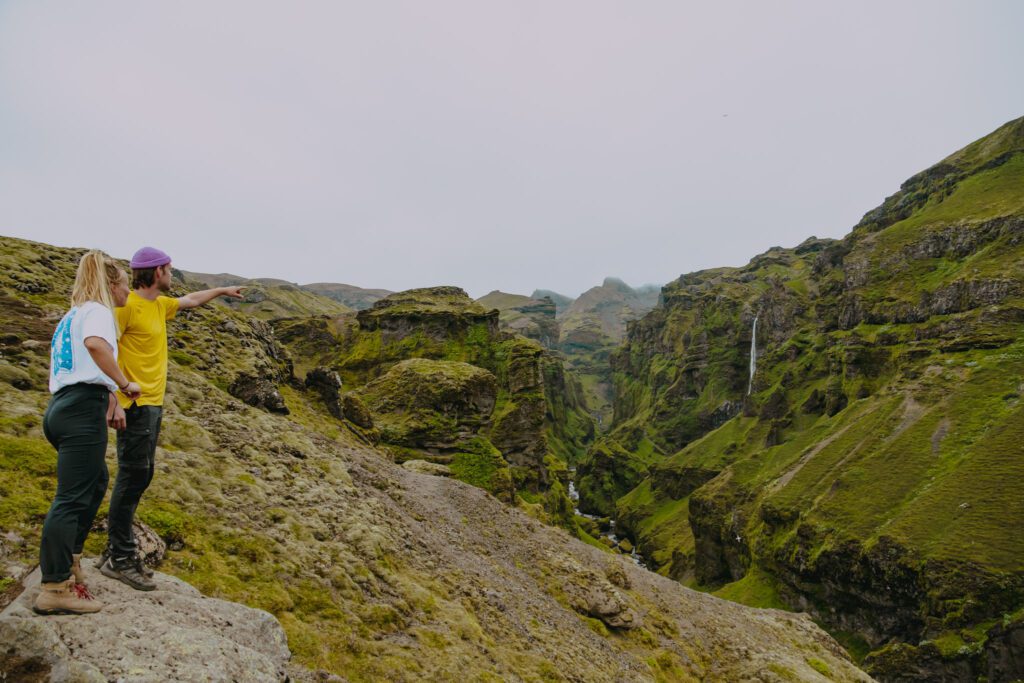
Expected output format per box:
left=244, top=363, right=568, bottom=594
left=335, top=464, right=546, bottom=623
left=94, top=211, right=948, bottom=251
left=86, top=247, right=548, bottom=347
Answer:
left=587, top=116, right=1024, bottom=680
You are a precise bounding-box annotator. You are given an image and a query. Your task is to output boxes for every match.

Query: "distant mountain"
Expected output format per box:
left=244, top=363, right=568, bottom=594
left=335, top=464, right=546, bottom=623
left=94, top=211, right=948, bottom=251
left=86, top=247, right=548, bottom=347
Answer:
left=301, top=282, right=392, bottom=310
left=476, top=290, right=559, bottom=347
left=182, top=271, right=351, bottom=320
left=559, top=277, right=660, bottom=347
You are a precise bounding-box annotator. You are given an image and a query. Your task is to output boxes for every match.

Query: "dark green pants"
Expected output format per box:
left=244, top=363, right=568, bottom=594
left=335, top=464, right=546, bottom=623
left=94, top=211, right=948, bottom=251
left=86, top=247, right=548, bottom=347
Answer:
left=107, top=403, right=162, bottom=560
left=40, top=383, right=110, bottom=583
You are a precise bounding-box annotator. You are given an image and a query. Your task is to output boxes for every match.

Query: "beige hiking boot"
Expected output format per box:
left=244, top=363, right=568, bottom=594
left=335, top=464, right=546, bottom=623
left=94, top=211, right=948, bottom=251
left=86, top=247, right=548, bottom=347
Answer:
left=71, top=553, right=85, bottom=585
left=33, top=578, right=103, bottom=615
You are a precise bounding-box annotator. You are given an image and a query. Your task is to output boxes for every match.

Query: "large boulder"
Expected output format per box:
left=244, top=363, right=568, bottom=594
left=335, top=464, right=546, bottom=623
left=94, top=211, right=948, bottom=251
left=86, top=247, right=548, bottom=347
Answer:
left=357, top=358, right=497, bottom=449
left=0, top=560, right=291, bottom=682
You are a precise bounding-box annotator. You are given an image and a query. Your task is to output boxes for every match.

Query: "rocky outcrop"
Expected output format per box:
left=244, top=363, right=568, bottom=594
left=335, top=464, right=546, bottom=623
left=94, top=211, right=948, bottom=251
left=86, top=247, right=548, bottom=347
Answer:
left=357, top=358, right=498, bottom=449
left=340, top=392, right=374, bottom=430
left=305, top=366, right=344, bottom=419
left=0, top=561, right=291, bottom=682
left=985, top=617, right=1024, bottom=683
left=229, top=372, right=289, bottom=414
left=355, top=286, right=499, bottom=343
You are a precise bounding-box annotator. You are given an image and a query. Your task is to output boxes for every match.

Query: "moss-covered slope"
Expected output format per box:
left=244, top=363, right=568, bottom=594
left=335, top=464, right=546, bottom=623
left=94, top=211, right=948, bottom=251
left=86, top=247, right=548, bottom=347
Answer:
left=590, top=116, right=1024, bottom=681
left=182, top=271, right=353, bottom=320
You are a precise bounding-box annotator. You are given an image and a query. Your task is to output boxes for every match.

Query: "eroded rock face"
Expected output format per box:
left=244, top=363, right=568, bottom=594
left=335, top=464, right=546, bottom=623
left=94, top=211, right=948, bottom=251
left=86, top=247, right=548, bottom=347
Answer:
left=0, top=561, right=291, bottom=682
left=986, top=618, right=1024, bottom=683
left=340, top=392, right=374, bottom=430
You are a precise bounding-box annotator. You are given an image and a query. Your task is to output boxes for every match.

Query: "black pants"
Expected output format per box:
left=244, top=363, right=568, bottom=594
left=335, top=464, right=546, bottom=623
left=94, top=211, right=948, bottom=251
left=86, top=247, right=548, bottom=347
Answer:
left=107, top=404, right=162, bottom=560
left=40, top=383, right=110, bottom=583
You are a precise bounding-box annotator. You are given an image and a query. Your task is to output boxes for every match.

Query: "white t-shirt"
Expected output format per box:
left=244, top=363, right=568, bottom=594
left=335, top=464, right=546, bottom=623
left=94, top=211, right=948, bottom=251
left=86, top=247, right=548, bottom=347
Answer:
left=49, top=301, right=119, bottom=393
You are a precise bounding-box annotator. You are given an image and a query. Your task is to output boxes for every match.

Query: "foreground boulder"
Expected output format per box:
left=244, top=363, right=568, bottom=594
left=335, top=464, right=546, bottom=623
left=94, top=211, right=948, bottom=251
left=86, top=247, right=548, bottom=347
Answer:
left=0, top=560, right=291, bottom=682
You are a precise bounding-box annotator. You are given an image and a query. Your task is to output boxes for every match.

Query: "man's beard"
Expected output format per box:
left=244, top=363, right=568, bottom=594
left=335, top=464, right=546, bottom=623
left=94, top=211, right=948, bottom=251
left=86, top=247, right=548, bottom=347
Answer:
left=158, top=279, right=172, bottom=292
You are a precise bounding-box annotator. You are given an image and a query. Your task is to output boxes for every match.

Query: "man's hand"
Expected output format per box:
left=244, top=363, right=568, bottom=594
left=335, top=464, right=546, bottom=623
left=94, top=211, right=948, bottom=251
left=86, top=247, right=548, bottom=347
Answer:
left=120, top=381, right=142, bottom=400
left=178, top=286, right=246, bottom=309
left=108, top=403, right=127, bottom=430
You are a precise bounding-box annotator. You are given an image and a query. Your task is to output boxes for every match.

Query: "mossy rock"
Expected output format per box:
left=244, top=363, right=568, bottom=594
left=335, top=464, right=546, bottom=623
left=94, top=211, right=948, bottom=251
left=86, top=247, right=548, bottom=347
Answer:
left=358, top=359, right=497, bottom=449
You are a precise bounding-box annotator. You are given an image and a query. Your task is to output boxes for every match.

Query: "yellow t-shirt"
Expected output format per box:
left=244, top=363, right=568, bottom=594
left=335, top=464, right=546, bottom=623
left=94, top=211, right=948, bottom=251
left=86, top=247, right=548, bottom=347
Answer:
left=115, top=291, right=180, bottom=407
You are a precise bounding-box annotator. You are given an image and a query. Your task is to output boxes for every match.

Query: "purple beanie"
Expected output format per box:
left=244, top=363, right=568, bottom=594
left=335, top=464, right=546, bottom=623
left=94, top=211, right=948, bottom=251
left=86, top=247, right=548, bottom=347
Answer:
left=130, top=246, right=171, bottom=269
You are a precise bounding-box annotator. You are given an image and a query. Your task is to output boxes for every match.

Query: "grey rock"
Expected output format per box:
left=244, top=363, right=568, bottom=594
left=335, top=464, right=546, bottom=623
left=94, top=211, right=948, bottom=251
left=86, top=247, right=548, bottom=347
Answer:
left=0, top=560, right=291, bottom=682
left=401, top=460, right=452, bottom=477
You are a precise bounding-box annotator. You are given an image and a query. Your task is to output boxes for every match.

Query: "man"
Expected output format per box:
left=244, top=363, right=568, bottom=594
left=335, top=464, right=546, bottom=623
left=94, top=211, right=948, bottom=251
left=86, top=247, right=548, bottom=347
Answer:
left=100, top=246, right=243, bottom=590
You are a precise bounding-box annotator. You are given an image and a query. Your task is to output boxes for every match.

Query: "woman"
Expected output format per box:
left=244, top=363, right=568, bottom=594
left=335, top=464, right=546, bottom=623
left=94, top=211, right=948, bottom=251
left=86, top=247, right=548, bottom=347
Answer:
left=34, top=250, right=141, bottom=615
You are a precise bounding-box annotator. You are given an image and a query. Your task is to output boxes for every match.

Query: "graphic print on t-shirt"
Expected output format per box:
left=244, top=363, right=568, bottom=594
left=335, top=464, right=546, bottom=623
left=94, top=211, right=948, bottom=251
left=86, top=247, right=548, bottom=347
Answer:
left=51, top=309, right=77, bottom=375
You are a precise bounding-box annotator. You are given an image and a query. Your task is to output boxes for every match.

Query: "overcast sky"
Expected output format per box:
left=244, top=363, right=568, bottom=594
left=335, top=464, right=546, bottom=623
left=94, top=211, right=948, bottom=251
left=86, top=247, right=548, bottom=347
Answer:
left=2, top=2, right=1022, bottom=298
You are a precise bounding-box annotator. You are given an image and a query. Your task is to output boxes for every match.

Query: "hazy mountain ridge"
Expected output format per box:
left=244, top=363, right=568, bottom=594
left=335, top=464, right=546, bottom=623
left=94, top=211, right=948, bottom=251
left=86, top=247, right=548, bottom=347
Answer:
left=577, top=116, right=1024, bottom=681
left=476, top=290, right=561, bottom=348
left=184, top=270, right=392, bottom=312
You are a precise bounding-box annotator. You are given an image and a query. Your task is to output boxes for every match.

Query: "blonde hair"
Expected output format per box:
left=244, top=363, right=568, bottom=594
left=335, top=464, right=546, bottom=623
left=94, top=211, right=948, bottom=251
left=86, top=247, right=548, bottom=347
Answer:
left=70, top=251, right=128, bottom=331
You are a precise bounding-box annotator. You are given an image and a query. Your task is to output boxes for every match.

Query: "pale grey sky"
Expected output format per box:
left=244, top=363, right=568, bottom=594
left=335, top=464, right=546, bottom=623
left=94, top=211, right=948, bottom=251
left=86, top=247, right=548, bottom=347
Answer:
left=2, top=2, right=1022, bottom=298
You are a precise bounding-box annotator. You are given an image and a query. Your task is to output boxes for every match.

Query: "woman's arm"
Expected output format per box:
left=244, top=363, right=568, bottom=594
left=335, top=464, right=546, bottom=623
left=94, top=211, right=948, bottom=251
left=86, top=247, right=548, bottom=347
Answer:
left=83, top=336, right=141, bottom=399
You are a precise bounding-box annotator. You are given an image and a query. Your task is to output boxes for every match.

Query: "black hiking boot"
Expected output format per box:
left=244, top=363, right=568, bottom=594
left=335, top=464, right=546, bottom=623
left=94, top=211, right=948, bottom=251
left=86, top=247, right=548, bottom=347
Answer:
left=99, top=547, right=154, bottom=578
left=100, top=556, right=156, bottom=591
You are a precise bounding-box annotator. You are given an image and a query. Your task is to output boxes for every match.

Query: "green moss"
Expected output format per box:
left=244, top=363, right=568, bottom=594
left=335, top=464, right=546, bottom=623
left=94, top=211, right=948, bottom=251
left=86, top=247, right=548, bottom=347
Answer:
left=137, top=502, right=194, bottom=546
left=0, top=434, right=57, bottom=551
left=169, top=349, right=196, bottom=366
left=580, top=615, right=610, bottom=637
left=712, top=568, right=791, bottom=611
left=805, top=657, right=831, bottom=677
left=831, top=630, right=872, bottom=664
left=448, top=438, right=513, bottom=499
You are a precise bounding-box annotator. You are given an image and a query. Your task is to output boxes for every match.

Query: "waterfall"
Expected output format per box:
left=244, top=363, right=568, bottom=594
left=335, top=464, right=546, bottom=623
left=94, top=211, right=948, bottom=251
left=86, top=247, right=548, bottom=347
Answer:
left=747, top=315, right=758, bottom=395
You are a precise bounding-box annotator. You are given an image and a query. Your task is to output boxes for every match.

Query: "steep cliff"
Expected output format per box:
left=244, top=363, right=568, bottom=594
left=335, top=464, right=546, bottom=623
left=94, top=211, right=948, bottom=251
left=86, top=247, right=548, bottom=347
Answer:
left=586, top=115, right=1024, bottom=681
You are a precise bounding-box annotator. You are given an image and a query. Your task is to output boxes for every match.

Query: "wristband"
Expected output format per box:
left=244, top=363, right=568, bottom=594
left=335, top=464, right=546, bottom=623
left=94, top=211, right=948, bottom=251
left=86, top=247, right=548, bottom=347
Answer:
left=119, top=380, right=130, bottom=391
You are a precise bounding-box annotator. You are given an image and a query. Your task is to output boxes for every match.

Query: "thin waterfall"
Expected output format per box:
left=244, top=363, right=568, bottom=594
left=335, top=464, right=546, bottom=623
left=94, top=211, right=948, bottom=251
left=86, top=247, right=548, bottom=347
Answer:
left=747, top=315, right=758, bottom=395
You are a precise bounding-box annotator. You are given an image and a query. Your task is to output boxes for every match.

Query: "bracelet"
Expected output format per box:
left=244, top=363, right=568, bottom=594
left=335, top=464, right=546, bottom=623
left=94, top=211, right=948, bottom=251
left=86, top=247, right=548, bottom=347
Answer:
left=118, top=380, right=130, bottom=391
